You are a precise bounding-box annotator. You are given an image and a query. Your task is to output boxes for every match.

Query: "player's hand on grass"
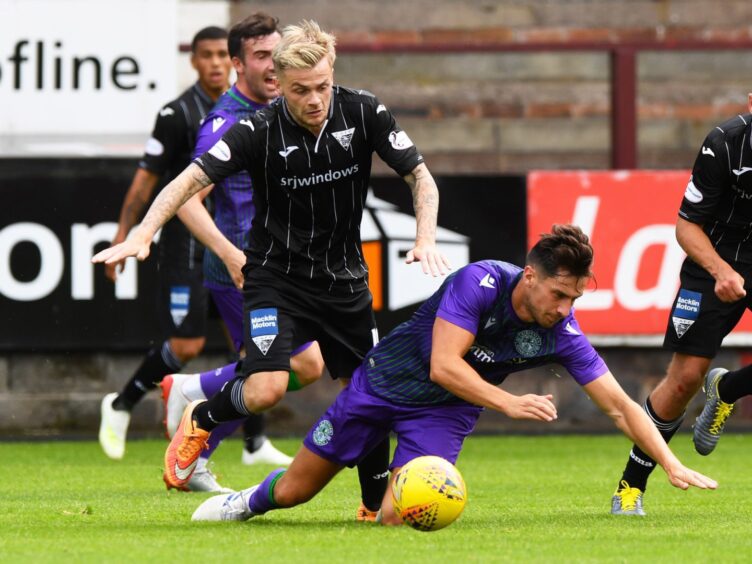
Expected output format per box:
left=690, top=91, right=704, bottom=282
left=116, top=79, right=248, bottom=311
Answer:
left=502, top=393, right=558, bottom=422
left=714, top=265, right=746, bottom=303
left=406, top=242, right=451, bottom=276
left=664, top=463, right=717, bottom=491
left=92, top=231, right=152, bottom=265
left=221, top=247, right=246, bottom=289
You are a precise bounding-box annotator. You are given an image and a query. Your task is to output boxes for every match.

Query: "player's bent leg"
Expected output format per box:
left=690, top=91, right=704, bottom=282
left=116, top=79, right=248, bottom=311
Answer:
left=272, top=446, right=343, bottom=507
left=167, top=336, right=206, bottom=364
left=192, top=447, right=343, bottom=522
left=650, top=353, right=710, bottom=420
left=100, top=341, right=186, bottom=459
left=242, top=370, right=289, bottom=412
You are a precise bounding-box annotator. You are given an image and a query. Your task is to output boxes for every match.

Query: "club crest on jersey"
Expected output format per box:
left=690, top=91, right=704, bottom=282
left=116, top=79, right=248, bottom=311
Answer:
left=250, top=308, right=278, bottom=355
left=672, top=289, right=701, bottom=339
left=332, top=127, right=355, bottom=151
left=169, top=286, right=190, bottom=327
left=514, top=330, right=542, bottom=358
left=312, top=419, right=334, bottom=446
left=388, top=130, right=414, bottom=150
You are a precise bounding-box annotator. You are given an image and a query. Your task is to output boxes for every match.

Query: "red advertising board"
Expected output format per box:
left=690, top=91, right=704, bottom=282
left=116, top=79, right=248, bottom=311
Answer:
left=528, top=170, right=752, bottom=342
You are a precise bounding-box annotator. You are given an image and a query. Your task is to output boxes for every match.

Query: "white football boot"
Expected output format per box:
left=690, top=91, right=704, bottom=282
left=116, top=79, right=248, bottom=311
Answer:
left=241, top=438, right=293, bottom=466
left=98, top=393, right=130, bottom=460
left=192, top=485, right=259, bottom=521
left=187, top=466, right=235, bottom=494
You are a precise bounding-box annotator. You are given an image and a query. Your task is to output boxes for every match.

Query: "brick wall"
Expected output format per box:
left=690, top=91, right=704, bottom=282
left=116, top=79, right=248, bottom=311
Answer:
left=222, top=0, right=752, bottom=173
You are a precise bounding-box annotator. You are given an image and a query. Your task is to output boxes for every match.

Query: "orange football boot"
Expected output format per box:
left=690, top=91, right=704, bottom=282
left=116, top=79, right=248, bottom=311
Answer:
left=163, top=400, right=210, bottom=490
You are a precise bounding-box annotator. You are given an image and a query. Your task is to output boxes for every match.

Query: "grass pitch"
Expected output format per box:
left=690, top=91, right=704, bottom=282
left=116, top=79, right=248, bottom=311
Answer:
left=3, top=433, right=752, bottom=563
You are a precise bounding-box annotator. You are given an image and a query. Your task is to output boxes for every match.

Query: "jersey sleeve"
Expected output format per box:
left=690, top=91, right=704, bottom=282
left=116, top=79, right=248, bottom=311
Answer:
left=368, top=97, right=424, bottom=177
left=139, top=103, right=183, bottom=175
left=192, top=111, right=238, bottom=160
left=678, top=131, right=727, bottom=225
left=193, top=119, right=254, bottom=184
left=555, top=315, right=608, bottom=386
left=436, top=264, right=499, bottom=335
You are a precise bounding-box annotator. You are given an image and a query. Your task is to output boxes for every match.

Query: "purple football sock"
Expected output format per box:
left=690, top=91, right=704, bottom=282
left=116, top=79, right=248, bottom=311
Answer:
left=248, top=468, right=286, bottom=514
left=199, top=420, right=244, bottom=460
left=199, top=362, right=238, bottom=398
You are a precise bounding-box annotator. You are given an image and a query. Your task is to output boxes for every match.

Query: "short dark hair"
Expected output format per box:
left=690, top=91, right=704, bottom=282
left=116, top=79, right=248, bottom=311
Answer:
left=191, top=26, right=228, bottom=53
left=228, top=12, right=279, bottom=59
left=526, top=224, right=594, bottom=279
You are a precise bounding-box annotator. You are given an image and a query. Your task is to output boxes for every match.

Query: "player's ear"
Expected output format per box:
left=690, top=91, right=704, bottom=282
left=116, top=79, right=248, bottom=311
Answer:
left=747, top=93, right=752, bottom=114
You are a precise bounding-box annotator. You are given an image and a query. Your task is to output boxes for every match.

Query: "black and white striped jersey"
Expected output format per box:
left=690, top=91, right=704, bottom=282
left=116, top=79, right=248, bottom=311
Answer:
left=194, top=85, right=424, bottom=286
left=140, top=82, right=214, bottom=269
left=680, top=112, right=752, bottom=264
left=140, top=82, right=213, bottom=183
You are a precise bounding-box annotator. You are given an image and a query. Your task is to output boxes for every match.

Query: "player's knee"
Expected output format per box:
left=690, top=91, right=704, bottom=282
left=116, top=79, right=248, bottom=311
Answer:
left=168, top=337, right=205, bottom=363
left=666, top=356, right=708, bottom=391
left=243, top=372, right=287, bottom=411
left=291, top=342, right=325, bottom=386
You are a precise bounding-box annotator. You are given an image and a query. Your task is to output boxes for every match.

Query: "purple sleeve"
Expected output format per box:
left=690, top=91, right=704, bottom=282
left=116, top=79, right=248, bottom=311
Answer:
left=192, top=111, right=237, bottom=160
left=436, top=264, right=499, bottom=334
left=555, top=314, right=608, bottom=386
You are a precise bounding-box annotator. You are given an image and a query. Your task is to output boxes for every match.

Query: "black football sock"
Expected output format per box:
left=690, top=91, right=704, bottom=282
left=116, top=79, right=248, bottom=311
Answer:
left=617, top=396, right=683, bottom=492
left=112, top=341, right=183, bottom=411
left=192, top=375, right=250, bottom=432
left=717, top=365, right=752, bottom=404
left=357, top=436, right=391, bottom=512
left=243, top=413, right=267, bottom=453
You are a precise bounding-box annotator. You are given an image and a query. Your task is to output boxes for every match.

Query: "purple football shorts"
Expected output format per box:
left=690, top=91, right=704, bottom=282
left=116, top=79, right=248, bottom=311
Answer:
left=304, top=366, right=482, bottom=469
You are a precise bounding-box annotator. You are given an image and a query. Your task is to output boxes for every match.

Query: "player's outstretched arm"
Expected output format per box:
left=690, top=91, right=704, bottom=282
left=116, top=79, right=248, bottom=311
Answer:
left=105, top=168, right=160, bottom=281
left=92, top=163, right=211, bottom=266
left=402, top=163, right=451, bottom=277
left=584, top=372, right=717, bottom=491
left=177, top=190, right=245, bottom=289
left=430, top=318, right=557, bottom=421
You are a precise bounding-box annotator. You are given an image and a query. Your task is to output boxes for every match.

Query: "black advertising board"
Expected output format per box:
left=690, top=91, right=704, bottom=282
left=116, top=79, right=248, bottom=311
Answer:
left=0, top=158, right=526, bottom=351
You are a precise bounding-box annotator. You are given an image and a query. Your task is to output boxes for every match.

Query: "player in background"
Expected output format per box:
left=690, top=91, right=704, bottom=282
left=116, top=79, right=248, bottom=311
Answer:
left=159, top=13, right=325, bottom=474
left=190, top=225, right=717, bottom=523
left=612, top=97, right=752, bottom=515
left=98, top=27, right=231, bottom=483
left=93, top=20, right=450, bottom=521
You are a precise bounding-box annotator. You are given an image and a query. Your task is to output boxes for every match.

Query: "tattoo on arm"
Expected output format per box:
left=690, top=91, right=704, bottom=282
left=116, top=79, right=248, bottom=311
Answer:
left=139, top=163, right=210, bottom=236
left=405, top=163, right=439, bottom=244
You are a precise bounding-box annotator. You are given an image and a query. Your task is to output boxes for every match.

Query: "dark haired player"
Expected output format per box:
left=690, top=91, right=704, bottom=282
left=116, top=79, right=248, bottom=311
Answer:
left=98, top=27, right=232, bottom=485
left=613, top=95, right=752, bottom=515
left=189, top=225, right=717, bottom=523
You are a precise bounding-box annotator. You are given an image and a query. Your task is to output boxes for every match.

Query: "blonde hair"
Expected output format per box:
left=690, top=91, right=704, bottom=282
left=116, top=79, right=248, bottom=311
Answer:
left=273, top=20, right=336, bottom=72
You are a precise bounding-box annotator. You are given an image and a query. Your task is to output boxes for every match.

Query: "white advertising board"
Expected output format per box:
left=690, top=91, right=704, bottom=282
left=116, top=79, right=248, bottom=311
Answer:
left=0, top=0, right=177, bottom=136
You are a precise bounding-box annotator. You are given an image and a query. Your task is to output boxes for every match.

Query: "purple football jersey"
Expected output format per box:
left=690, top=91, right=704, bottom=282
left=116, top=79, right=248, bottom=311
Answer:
left=362, top=260, right=607, bottom=405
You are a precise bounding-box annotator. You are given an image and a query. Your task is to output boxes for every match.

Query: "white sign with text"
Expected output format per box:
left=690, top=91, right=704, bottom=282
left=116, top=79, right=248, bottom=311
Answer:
left=0, top=0, right=177, bottom=135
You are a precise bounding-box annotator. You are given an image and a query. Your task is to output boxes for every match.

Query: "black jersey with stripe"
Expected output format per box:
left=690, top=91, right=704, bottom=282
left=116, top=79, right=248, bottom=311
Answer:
left=679, top=113, right=752, bottom=264
left=139, top=82, right=214, bottom=268
left=194, top=86, right=424, bottom=288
